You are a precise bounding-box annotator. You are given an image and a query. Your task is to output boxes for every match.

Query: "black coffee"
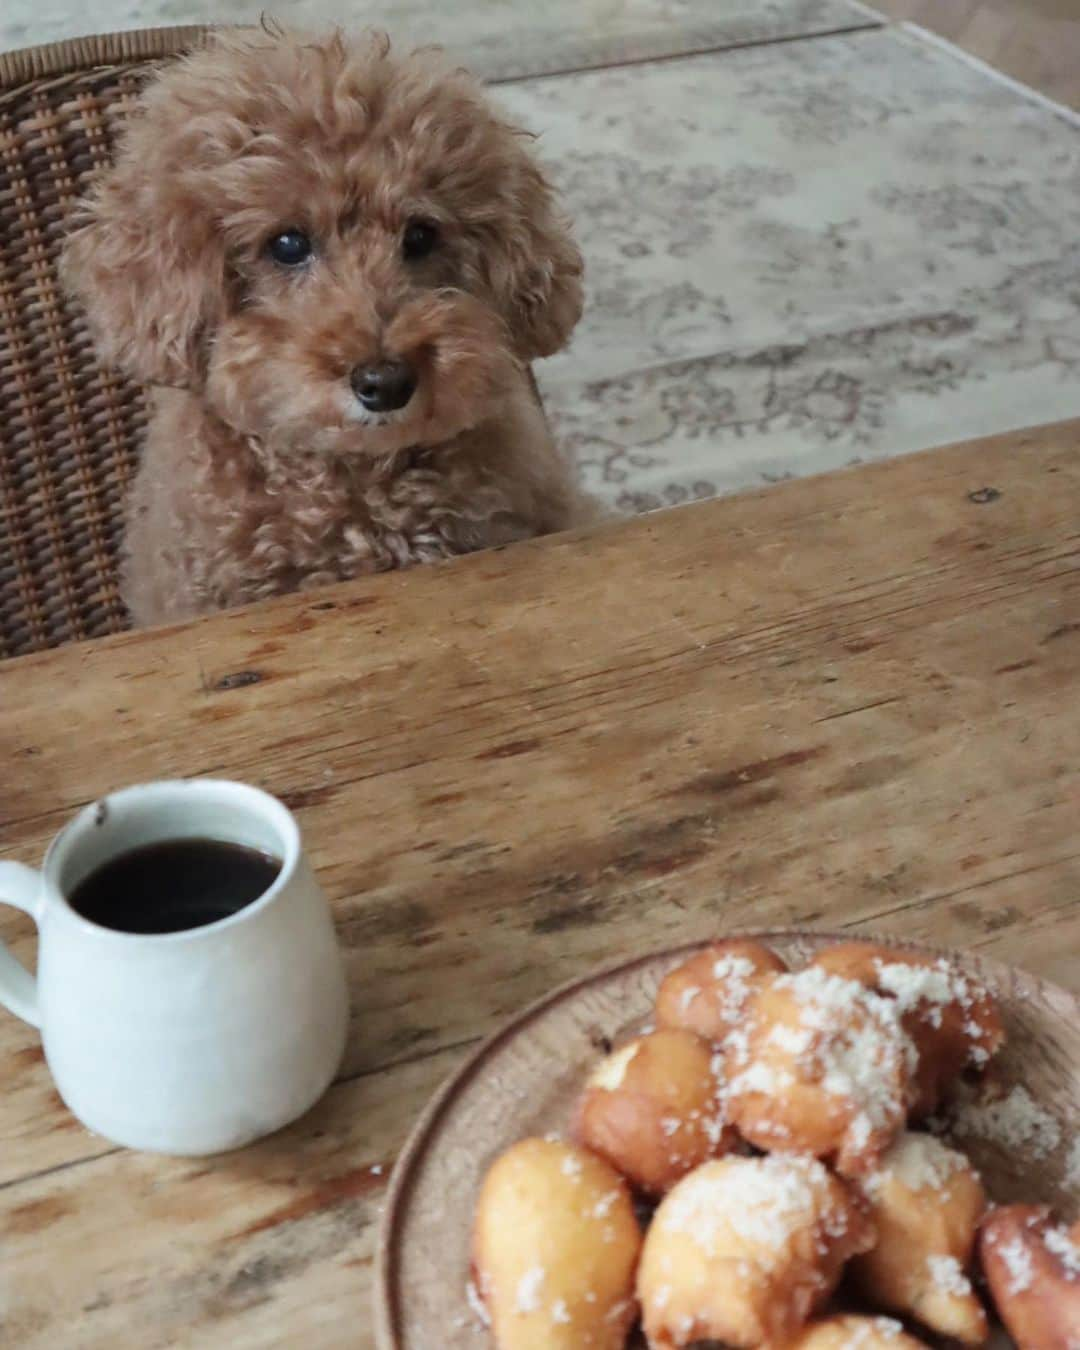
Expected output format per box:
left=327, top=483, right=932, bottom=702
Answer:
left=68, top=838, right=282, bottom=935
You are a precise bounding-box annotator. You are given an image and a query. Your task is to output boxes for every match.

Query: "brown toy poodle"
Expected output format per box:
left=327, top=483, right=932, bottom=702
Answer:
left=63, top=27, right=593, bottom=625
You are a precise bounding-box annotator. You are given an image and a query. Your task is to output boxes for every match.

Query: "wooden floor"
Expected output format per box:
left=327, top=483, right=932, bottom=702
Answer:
left=874, top=0, right=1080, bottom=108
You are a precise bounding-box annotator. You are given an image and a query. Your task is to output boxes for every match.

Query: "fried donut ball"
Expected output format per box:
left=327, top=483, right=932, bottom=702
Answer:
left=811, top=942, right=1003, bottom=1117
left=851, top=1131, right=988, bottom=1344
left=472, top=1137, right=641, bottom=1349
left=575, top=1028, right=735, bottom=1195
left=764, top=1313, right=932, bottom=1350
left=725, top=966, right=914, bottom=1176
left=637, top=1154, right=875, bottom=1348
left=979, top=1205, right=1080, bottom=1350
left=655, top=939, right=787, bottom=1044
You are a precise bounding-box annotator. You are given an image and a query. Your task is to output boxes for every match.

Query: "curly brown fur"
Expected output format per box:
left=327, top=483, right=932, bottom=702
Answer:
left=62, top=27, right=592, bottom=623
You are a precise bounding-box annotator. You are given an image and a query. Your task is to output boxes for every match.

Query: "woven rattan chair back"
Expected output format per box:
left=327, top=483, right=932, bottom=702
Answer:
left=0, top=27, right=206, bottom=658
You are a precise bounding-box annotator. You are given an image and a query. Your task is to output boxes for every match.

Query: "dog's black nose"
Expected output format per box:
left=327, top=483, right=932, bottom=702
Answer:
left=350, top=360, right=416, bottom=413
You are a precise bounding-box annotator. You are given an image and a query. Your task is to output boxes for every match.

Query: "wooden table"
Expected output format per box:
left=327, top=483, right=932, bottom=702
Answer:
left=2, top=419, right=1079, bottom=1347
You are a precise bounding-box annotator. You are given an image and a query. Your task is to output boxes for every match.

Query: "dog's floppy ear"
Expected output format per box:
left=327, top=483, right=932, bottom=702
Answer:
left=484, top=139, right=584, bottom=360
left=62, top=115, right=227, bottom=387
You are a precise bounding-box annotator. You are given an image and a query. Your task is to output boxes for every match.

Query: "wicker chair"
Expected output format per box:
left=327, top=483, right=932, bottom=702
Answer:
left=0, top=27, right=208, bottom=658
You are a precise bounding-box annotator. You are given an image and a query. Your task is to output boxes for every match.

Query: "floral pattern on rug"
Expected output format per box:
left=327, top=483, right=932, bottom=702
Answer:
left=488, top=28, right=1080, bottom=508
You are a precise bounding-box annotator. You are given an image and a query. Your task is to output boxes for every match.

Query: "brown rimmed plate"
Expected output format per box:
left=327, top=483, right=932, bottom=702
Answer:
left=375, top=929, right=1080, bottom=1348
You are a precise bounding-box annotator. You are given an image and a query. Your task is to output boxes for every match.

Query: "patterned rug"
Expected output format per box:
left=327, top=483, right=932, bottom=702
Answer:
left=0, top=1, right=875, bottom=76
left=509, top=25, right=1080, bottom=509
left=5, top=3, right=1080, bottom=512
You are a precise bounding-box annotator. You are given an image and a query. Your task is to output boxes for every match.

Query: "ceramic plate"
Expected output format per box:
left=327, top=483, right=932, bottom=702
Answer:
left=376, top=929, right=1080, bottom=1348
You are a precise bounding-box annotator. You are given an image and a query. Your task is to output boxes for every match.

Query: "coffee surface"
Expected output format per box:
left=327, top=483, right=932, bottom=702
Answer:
left=68, top=838, right=281, bottom=934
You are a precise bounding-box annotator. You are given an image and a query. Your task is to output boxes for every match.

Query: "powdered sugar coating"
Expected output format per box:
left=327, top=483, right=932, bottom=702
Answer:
left=874, top=958, right=973, bottom=1016
left=769, top=1023, right=815, bottom=1056
left=947, top=1085, right=1062, bottom=1160
left=779, top=967, right=917, bottom=1125
left=707, top=954, right=762, bottom=1029
left=827, top=1315, right=907, bottom=1348
left=998, top=1236, right=1034, bottom=1294
left=551, top=1298, right=571, bottom=1324
left=656, top=943, right=787, bottom=1050
left=728, top=1061, right=795, bottom=1095
left=813, top=945, right=1005, bottom=1111
left=864, top=1131, right=970, bottom=1197
left=927, top=1253, right=972, bottom=1297
left=713, top=955, right=756, bottom=979
left=640, top=1155, right=873, bottom=1350
left=729, top=966, right=914, bottom=1171
left=514, top=1265, right=545, bottom=1313
left=1044, top=1226, right=1080, bottom=1278
left=783, top=1315, right=911, bottom=1350
left=658, top=1154, right=846, bottom=1252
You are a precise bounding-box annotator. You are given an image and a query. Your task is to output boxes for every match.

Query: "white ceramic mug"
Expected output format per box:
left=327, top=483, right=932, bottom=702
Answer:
left=0, top=779, right=349, bottom=1155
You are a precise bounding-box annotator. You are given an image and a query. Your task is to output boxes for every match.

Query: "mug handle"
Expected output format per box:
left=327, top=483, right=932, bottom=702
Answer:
left=0, top=862, right=41, bottom=1027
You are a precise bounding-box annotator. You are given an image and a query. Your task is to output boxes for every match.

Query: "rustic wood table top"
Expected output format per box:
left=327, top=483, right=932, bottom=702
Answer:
left=2, top=419, right=1078, bottom=1348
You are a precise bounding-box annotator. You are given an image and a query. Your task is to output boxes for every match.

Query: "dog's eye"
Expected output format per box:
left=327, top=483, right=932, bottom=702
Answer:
left=402, top=220, right=439, bottom=261
left=267, top=229, right=312, bottom=267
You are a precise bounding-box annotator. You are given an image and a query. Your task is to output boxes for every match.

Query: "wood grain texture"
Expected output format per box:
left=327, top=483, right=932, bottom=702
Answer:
left=377, top=931, right=1080, bottom=1349
left=1, top=418, right=1080, bottom=1345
